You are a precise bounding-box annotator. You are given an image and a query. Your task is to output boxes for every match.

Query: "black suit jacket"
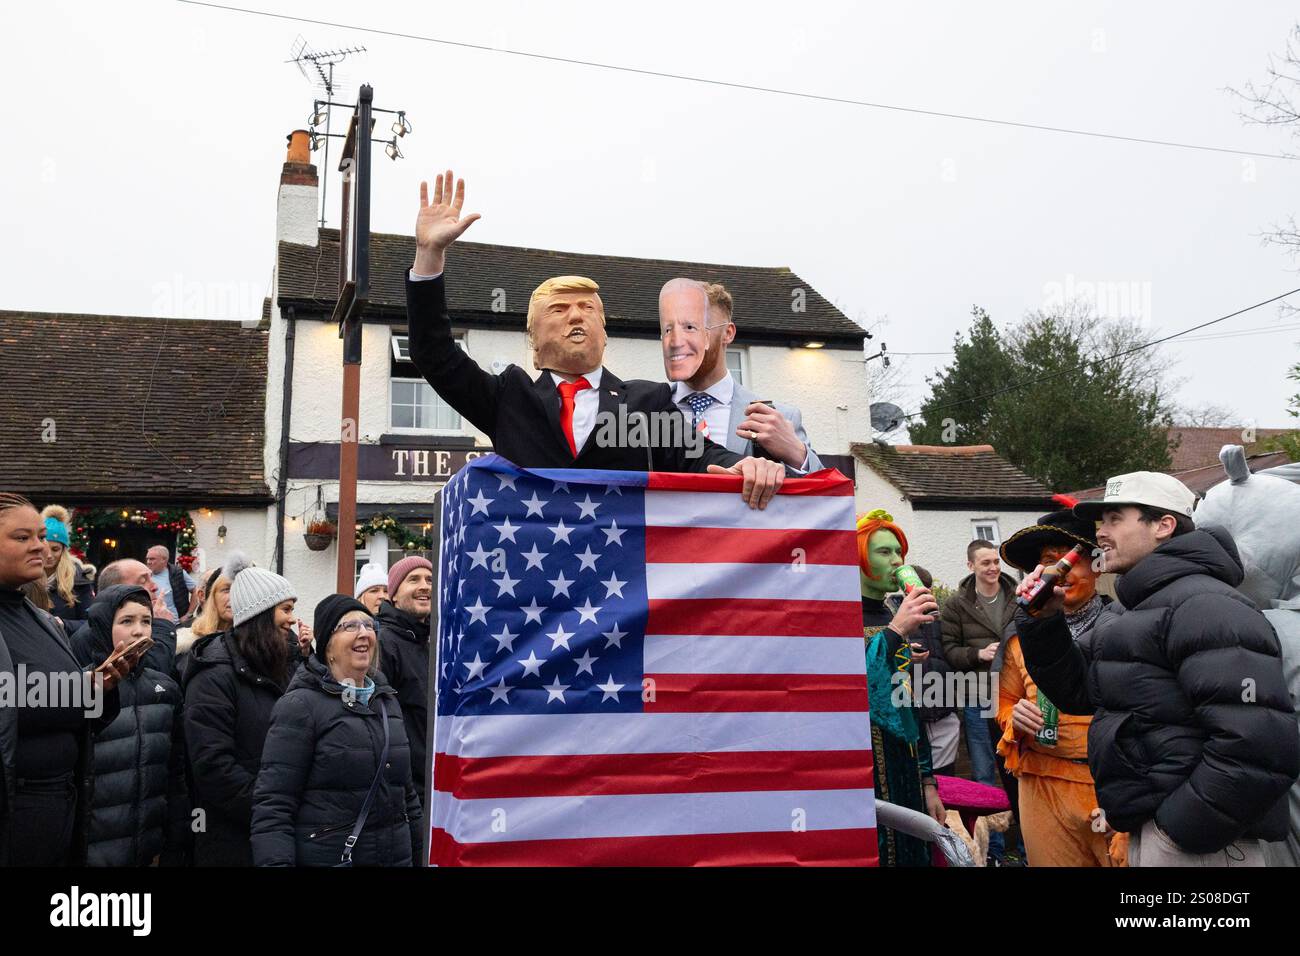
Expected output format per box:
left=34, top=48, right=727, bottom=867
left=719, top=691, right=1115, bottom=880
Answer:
left=406, top=275, right=743, bottom=472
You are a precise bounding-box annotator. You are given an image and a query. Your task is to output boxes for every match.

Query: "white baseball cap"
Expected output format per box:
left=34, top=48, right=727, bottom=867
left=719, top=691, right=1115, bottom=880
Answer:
left=1073, top=471, right=1197, bottom=520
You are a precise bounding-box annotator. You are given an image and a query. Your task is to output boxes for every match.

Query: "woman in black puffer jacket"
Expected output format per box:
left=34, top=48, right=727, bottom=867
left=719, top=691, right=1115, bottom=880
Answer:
left=182, top=561, right=308, bottom=866
left=252, top=595, right=422, bottom=867
left=80, top=585, right=190, bottom=866
left=0, top=494, right=126, bottom=867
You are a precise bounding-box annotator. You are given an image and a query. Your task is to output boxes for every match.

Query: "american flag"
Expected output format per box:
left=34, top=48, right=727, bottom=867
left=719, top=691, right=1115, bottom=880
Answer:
left=429, top=454, right=876, bottom=866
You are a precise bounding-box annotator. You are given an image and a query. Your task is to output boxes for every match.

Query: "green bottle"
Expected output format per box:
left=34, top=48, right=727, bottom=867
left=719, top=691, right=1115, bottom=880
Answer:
left=1036, top=690, right=1059, bottom=747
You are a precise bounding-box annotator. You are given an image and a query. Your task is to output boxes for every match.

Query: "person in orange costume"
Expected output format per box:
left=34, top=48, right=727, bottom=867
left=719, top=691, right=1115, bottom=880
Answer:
left=996, top=497, right=1127, bottom=867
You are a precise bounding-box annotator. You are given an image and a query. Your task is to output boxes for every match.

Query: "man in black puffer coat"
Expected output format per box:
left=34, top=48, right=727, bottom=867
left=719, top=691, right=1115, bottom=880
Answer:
left=252, top=595, right=423, bottom=866
left=1018, top=471, right=1300, bottom=865
left=79, top=586, right=190, bottom=866
left=376, top=557, right=434, bottom=803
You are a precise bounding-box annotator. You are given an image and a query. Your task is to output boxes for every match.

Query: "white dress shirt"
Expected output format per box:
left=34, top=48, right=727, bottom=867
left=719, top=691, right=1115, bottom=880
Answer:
left=411, top=268, right=602, bottom=454
left=672, top=372, right=808, bottom=471
left=671, top=372, right=735, bottom=441
left=548, top=367, right=603, bottom=453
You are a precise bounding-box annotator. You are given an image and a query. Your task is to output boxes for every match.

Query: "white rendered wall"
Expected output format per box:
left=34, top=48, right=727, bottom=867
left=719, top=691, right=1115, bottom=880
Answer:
left=275, top=183, right=319, bottom=246
left=902, top=507, right=1041, bottom=591
left=189, top=508, right=271, bottom=576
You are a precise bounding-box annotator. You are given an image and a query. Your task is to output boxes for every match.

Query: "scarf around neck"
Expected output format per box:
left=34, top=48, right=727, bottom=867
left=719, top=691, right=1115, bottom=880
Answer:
left=1064, top=594, right=1103, bottom=640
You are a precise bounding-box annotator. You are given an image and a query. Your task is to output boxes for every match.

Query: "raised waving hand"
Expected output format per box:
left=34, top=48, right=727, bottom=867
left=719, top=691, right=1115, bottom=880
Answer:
left=413, top=169, right=481, bottom=276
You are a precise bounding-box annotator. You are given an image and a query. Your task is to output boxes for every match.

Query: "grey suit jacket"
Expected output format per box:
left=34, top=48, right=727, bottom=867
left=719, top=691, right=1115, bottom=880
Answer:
left=726, top=380, right=824, bottom=472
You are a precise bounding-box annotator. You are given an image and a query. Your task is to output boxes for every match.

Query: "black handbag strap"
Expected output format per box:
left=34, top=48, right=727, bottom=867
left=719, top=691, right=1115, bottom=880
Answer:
left=341, top=697, right=391, bottom=865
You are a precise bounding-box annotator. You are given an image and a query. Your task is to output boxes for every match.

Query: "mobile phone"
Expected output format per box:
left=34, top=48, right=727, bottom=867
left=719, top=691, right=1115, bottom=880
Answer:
left=95, top=633, right=155, bottom=673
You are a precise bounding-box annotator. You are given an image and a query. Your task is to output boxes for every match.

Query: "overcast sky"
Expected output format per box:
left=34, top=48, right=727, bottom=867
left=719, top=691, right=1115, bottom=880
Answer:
left=6, top=1, right=1300, bottom=428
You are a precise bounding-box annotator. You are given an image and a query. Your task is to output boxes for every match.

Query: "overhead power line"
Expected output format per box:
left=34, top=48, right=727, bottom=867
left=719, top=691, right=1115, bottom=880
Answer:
left=893, top=320, right=1300, bottom=356
left=178, top=0, right=1298, bottom=162
left=901, top=287, right=1300, bottom=421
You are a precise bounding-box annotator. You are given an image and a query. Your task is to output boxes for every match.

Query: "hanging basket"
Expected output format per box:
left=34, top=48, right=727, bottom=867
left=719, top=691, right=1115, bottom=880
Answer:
left=303, top=533, right=333, bottom=552
left=304, top=518, right=337, bottom=552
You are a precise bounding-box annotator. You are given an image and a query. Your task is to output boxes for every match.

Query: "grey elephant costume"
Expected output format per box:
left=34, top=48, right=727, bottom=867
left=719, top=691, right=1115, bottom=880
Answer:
left=1196, top=444, right=1300, bottom=867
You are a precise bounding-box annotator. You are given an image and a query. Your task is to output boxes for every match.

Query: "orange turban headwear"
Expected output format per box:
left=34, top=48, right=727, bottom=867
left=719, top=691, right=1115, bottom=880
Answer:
left=855, top=509, right=909, bottom=580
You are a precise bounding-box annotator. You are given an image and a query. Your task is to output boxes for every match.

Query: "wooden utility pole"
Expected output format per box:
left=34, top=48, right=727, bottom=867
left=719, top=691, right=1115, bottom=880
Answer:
left=332, top=85, right=373, bottom=593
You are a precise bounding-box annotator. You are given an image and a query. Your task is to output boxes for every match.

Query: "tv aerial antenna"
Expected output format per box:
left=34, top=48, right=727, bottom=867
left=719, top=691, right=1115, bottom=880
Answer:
left=287, top=36, right=367, bottom=228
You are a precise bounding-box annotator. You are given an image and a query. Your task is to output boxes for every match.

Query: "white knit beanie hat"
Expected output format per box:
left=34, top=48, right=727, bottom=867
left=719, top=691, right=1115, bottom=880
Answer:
left=354, top=563, right=388, bottom=599
left=229, top=564, right=297, bottom=627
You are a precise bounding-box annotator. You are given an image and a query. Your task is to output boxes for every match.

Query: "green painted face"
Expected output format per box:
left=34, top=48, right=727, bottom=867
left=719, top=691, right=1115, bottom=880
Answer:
left=860, top=529, right=904, bottom=600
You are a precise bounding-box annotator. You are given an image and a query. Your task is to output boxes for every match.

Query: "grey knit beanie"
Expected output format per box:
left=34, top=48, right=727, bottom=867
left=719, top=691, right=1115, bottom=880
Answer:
left=229, top=564, right=297, bottom=627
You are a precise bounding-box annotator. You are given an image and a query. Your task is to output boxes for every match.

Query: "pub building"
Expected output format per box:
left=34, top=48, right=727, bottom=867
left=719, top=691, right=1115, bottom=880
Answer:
left=1, top=130, right=871, bottom=615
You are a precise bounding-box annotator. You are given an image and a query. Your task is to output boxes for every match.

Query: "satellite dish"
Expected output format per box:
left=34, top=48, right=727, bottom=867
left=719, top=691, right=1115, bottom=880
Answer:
left=869, top=402, right=904, bottom=434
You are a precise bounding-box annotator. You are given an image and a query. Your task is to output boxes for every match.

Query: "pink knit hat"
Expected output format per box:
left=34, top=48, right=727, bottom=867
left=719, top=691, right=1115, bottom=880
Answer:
left=388, top=555, right=433, bottom=596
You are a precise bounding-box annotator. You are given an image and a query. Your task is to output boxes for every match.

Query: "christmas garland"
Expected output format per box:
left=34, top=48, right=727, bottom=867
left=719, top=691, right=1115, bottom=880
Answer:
left=69, top=508, right=199, bottom=571
left=355, top=513, right=433, bottom=553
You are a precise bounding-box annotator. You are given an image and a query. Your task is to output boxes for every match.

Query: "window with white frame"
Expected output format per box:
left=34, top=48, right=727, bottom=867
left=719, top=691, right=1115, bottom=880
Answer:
left=353, top=533, right=388, bottom=588
left=390, top=333, right=464, bottom=432
left=391, top=337, right=414, bottom=362
left=971, top=519, right=1001, bottom=545
left=726, top=348, right=746, bottom=386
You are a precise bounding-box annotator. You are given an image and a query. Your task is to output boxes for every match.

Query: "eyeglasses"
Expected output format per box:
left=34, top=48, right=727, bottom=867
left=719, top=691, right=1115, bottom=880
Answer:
left=333, top=619, right=377, bottom=635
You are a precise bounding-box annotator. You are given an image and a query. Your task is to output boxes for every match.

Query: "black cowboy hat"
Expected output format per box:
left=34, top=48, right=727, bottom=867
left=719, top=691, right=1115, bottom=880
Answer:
left=1000, top=494, right=1099, bottom=574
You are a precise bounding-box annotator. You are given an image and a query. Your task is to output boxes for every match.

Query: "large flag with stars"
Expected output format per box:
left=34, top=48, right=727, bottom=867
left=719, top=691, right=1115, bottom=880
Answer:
left=428, top=454, right=876, bottom=866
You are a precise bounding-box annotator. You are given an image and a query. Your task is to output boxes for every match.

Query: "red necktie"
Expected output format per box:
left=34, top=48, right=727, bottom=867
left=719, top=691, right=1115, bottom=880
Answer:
left=556, top=376, right=592, bottom=457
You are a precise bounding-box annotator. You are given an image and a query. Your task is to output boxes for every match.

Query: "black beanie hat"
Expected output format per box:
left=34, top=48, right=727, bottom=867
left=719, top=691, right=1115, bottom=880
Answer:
left=312, top=593, right=372, bottom=664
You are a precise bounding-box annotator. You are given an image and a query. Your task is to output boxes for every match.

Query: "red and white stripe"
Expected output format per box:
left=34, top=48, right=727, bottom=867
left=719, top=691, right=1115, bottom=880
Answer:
left=430, top=469, right=876, bottom=866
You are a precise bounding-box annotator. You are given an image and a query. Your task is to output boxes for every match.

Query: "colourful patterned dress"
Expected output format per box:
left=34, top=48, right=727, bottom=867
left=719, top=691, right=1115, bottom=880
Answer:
left=863, top=596, right=934, bottom=866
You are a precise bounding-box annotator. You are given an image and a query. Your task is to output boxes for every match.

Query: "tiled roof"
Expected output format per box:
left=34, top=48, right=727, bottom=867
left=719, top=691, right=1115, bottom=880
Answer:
left=276, top=229, right=867, bottom=346
left=1072, top=451, right=1292, bottom=500
left=0, top=310, right=272, bottom=504
left=852, top=443, right=1054, bottom=507
left=1167, top=426, right=1290, bottom=471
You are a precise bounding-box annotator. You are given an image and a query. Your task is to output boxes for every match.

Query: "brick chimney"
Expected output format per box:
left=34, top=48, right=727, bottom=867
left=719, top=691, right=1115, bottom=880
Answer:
left=276, top=129, right=319, bottom=246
